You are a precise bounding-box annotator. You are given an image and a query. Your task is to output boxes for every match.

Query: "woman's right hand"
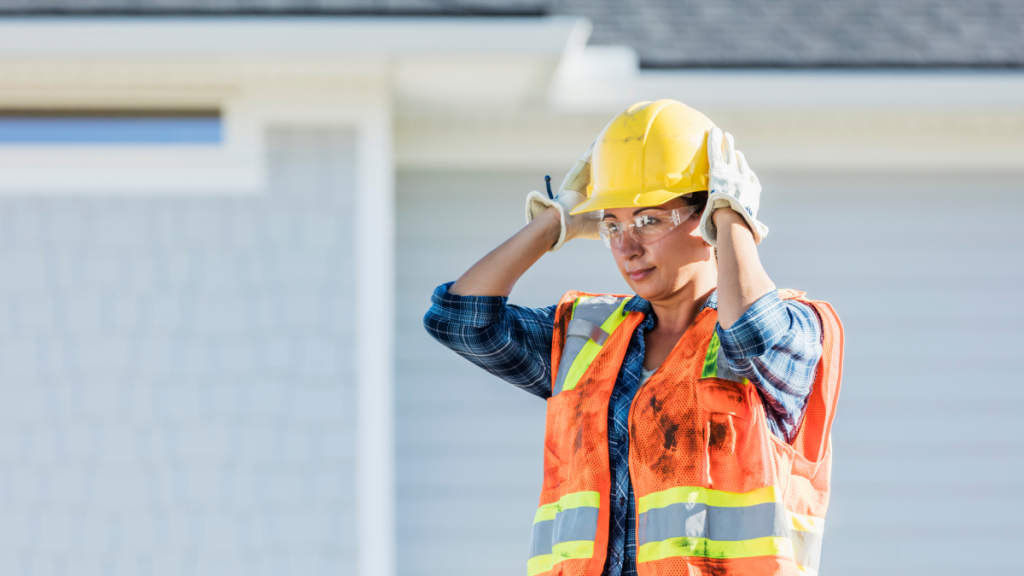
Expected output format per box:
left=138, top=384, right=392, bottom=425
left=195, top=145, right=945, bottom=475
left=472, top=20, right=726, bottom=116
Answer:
left=525, top=144, right=603, bottom=251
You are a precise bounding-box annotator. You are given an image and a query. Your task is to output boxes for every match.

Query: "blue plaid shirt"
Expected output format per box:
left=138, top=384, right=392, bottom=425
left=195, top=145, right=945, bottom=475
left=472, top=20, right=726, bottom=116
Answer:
left=423, top=282, right=822, bottom=576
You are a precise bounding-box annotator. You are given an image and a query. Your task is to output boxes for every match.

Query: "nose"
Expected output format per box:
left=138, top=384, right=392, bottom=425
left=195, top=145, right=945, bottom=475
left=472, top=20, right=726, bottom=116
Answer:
left=612, top=230, right=643, bottom=259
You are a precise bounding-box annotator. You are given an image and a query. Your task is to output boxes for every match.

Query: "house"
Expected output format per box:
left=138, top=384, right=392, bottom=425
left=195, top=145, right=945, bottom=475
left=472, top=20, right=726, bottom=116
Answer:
left=0, top=2, right=1021, bottom=575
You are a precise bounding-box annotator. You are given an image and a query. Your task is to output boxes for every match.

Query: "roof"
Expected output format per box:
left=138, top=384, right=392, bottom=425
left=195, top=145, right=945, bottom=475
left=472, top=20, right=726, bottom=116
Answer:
left=0, top=0, right=1021, bottom=68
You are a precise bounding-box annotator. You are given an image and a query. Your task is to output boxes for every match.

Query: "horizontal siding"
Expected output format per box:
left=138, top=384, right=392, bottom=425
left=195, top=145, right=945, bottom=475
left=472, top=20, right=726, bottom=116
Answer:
left=0, top=129, right=359, bottom=576
left=761, top=173, right=1024, bottom=574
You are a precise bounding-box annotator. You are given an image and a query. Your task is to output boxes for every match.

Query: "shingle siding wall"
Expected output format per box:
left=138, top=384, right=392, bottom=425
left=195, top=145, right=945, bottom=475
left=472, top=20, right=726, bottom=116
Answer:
left=397, top=168, right=1024, bottom=575
left=0, top=128, right=358, bottom=576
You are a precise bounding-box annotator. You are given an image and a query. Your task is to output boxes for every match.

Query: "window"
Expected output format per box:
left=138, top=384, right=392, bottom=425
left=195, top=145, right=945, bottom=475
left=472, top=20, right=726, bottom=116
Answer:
left=0, top=109, right=222, bottom=144
left=0, top=105, right=260, bottom=193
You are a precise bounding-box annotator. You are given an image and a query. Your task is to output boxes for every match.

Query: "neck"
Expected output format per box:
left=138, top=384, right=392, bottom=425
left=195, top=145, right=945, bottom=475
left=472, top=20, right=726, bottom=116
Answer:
left=648, top=275, right=718, bottom=335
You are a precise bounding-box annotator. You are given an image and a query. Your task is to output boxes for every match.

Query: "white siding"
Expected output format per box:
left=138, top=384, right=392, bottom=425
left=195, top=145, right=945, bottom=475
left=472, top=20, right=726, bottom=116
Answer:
left=0, top=128, right=359, bottom=576
left=761, top=172, right=1024, bottom=575
left=397, top=168, right=1024, bottom=575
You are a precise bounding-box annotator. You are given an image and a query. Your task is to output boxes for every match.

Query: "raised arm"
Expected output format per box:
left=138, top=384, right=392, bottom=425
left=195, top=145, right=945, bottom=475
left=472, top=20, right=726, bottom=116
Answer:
left=426, top=146, right=603, bottom=398
left=698, top=127, right=775, bottom=329
left=451, top=145, right=602, bottom=297
left=697, top=127, right=822, bottom=441
left=449, top=208, right=560, bottom=297
left=714, top=210, right=775, bottom=328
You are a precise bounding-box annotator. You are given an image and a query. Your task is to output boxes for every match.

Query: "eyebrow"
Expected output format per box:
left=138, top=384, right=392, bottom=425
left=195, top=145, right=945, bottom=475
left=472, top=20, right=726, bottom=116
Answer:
left=603, top=206, right=664, bottom=221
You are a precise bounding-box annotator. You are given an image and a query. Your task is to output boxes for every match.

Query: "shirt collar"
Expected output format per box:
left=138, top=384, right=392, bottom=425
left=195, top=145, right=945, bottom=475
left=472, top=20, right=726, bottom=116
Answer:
left=623, top=289, right=718, bottom=318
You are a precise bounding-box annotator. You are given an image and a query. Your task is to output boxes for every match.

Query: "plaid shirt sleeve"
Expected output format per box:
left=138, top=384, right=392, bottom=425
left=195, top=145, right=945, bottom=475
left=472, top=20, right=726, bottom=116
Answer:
left=423, top=282, right=557, bottom=400
left=717, top=291, right=823, bottom=442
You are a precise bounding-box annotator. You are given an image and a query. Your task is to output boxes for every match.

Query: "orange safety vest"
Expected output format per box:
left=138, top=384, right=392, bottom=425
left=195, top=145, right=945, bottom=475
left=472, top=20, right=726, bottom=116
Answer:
left=527, top=290, right=843, bottom=576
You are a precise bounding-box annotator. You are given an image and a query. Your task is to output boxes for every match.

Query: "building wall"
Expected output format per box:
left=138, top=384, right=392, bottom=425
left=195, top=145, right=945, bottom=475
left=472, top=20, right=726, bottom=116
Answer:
left=0, top=128, right=358, bottom=576
left=761, top=172, right=1024, bottom=575
left=397, top=168, right=1024, bottom=575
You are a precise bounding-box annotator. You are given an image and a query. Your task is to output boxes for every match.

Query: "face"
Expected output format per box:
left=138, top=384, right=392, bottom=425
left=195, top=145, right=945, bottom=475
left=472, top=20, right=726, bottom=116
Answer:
left=601, top=197, right=715, bottom=303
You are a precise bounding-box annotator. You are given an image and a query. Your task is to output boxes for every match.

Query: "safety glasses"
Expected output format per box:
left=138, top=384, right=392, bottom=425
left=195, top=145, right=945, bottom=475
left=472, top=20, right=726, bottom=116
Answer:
left=597, top=204, right=702, bottom=249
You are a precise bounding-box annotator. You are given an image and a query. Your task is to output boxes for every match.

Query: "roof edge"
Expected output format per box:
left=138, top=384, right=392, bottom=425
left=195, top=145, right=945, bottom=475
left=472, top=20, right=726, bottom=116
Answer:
left=640, top=61, right=1024, bottom=70
left=0, top=8, right=548, bottom=18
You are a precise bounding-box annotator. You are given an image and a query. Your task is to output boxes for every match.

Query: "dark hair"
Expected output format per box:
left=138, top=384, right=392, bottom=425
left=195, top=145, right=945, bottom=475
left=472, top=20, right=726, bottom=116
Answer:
left=682, top=191, right=715, bottom=260
left=682, top=191, right=709, bottom=212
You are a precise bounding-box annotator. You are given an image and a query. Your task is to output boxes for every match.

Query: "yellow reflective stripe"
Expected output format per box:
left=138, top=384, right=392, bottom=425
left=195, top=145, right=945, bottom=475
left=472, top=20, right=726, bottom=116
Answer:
left=526, top=541, right=596, bottom=576
left=637, top=485, right=779, bottom=515
left=571, top=296, right=584, bottom=317
left=554, top=540, right=595, bottom=561
left=701, top=330, right=721, bottom=378
left=526, top=554, right=553, bottom=576
left=533, top=491, right=601, bottom=523
left=561, top=298, right=631, bottom=392
left=788, top=511, right=825, bottom=534
left=637, top=535, right=793, bottom=563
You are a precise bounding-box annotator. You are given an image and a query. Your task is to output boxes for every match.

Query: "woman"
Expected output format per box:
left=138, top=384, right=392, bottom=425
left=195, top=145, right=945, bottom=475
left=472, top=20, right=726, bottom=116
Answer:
left=424, top=100, right=843, bottom=576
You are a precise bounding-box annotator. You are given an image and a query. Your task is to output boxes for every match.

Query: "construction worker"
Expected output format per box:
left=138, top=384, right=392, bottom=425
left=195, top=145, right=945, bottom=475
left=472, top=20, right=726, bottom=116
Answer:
left=424, top=100, right=843, bottom=576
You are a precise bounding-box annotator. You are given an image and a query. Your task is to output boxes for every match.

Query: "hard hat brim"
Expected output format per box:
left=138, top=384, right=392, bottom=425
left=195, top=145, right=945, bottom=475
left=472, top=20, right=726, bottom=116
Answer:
left=569, top=187, right=707, bottom=215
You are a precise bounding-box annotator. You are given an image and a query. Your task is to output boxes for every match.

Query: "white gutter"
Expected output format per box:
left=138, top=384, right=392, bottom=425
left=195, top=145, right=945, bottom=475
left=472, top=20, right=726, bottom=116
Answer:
left=0, top=16, right=586, bottom=58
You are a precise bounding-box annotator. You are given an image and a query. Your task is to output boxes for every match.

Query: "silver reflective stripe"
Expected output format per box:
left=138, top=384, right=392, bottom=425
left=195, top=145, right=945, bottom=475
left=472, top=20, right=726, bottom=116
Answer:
left=553, top=295, right=626, bottom=396
left=792, top=528, right=823, bottom=570
left=637, top=501, right=788, bottom=545
left=566, top=318, right=609, bottom=346
left=528, top=506, right=601, bottom=558
left=715, top=345, right=745, bottom=383
left=552, top=505, right=600, bottom=544
left=528, top=518, right=555, bottom=558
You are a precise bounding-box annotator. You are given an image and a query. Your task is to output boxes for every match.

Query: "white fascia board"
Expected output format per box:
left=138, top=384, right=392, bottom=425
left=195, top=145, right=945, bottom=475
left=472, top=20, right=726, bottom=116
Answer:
left=0, top=16, right=584, bottom=59
left=0, top=16, right=591, bottom=193
left=400, top=66, right=1024, bottom=173
left=552, top=67, right=1024, bottom=114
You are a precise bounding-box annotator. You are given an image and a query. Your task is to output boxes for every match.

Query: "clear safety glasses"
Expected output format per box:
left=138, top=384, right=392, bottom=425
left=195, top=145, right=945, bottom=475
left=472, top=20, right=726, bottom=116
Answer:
left=597, top=204, right=702, bottom=249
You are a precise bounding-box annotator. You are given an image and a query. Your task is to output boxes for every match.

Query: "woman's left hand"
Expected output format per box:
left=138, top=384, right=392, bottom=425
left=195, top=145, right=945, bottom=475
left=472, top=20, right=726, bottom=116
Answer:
left=699, top=127, right=769, bottom=246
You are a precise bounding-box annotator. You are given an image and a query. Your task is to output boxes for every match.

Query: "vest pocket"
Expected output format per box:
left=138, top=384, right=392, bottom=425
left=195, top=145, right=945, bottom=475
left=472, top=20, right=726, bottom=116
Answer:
left=696, top=380, right=751, bottom=420
left=698, top=379, right=768, bottom=491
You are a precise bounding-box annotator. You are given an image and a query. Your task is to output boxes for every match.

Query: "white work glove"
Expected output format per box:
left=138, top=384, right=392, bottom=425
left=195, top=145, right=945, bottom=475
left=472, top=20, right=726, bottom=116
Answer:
left=699, top=127, right=769, bottom=246
left=525, top=143, right=603, bottom=251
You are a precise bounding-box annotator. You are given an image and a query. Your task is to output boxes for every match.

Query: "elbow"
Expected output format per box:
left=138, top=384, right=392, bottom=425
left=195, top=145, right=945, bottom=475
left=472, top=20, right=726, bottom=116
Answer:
left=422, top=306, right=444, bottom=343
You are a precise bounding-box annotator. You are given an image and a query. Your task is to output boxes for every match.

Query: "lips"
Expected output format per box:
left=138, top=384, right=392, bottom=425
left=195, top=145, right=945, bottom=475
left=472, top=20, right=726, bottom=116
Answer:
left=627, top=267, right=654, bottom=282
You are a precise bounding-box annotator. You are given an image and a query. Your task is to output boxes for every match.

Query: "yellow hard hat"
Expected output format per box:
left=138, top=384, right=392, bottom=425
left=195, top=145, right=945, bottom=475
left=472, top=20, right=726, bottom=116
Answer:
left=570, top=99, right=716, bottom=215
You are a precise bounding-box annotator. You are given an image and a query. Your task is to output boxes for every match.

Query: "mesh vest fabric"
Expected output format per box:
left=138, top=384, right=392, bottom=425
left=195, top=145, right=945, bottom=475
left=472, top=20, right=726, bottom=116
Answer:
left=529, top=290, right=843, bottom=576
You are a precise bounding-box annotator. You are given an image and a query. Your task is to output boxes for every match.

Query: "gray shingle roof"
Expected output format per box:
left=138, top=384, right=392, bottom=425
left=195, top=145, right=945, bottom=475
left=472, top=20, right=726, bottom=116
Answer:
left=1, top=0, right=1021, bottom=68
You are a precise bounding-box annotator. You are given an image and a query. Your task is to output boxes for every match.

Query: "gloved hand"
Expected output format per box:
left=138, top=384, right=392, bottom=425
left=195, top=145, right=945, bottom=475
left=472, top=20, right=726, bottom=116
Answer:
left=525, top=143, right=603, bottom=251
left=699, top=127, right=769, bottom=246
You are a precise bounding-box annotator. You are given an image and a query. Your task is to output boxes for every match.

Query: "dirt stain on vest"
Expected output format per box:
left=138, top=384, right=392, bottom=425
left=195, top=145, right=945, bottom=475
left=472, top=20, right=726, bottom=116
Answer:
left=703, top=557, right=729, bottom=576
left=708, top=413, right=736, bottom=454
left=661, top=421, right=679, bottom=451
left=633, top=392, right=703, bottom=482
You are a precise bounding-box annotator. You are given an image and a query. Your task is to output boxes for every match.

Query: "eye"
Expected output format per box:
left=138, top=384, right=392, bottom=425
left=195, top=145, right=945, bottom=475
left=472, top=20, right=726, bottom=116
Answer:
left=635, top=215, right=659, bottom=228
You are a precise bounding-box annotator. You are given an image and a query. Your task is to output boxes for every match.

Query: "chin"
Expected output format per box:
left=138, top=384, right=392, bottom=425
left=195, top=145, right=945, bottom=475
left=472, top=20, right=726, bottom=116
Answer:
left=625, top=278, right=665, bottom=301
